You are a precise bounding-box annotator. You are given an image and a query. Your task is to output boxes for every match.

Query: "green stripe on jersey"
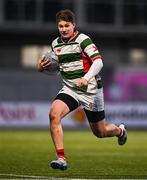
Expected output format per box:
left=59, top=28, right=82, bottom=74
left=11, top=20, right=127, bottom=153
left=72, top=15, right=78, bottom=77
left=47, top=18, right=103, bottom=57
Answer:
left=61, top=69, right=85, bottom=79
left=54, top=43, right=66, bottom=48
left=80, top=38, right=93, bottom=50
left=54, top=42, right=79, bottom=48
left=90, top=53, right=101, bottom=59
left=58, top=53, right=82, bottom=63
left=68, top=42, right=79, bottom=45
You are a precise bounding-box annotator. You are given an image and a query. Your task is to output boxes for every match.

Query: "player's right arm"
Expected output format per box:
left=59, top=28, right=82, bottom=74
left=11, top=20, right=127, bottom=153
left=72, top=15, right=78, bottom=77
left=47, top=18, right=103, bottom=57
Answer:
left=37, top=47, right=59, bottom=74
left=37, top=56, right=52, bottom=72
left=38, top=39, right=59, bottom=74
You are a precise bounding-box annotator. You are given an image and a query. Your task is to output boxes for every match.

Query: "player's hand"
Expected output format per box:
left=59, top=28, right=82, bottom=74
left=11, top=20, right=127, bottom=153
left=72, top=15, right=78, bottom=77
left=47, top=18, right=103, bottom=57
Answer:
left=75, top=77, right=88, bottom=87
left=38, top=57, right=51, bottom=72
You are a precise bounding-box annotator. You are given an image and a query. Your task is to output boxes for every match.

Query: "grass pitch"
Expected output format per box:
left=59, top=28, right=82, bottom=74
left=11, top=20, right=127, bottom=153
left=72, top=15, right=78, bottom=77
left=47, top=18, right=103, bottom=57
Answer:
left=0, top=129, right=147, bottom=179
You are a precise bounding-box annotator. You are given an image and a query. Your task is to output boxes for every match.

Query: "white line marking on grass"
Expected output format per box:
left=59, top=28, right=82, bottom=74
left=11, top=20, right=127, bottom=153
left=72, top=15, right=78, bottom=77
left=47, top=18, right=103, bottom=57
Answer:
left=0, top=173, right=97, bottom=180
left=0, top=173, right=49, bottom=179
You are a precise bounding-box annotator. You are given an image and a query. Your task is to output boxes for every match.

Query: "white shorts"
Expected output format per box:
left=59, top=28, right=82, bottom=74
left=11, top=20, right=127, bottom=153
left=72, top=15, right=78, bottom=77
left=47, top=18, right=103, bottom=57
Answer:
left=57, top=85, right=105, bottom=112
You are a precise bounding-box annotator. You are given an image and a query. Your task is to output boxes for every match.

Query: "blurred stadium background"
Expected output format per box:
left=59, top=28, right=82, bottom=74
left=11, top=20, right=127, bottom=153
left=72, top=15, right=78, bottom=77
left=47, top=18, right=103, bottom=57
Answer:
left=0, top=0, right=147, bottom=179
left=0, top=0, right=147, bottom=128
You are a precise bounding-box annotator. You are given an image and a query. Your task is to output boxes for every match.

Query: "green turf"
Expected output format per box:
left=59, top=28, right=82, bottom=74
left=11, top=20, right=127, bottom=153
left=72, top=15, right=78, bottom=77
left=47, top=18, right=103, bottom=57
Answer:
left=0, top=129, right=147, bottom=179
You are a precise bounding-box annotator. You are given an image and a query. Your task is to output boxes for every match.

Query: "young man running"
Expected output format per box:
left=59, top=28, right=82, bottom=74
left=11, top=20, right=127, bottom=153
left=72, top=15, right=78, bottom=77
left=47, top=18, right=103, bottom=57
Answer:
left=37, top=9, right=127, bottom=170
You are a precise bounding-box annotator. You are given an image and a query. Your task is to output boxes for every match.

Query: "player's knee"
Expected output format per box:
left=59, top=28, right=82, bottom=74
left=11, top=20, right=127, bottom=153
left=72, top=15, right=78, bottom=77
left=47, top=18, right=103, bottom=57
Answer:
left=49, top=109, right=60, bottom=122
left=92, top=129, right=106, bottom=138
left=95, top=132, right=105, bottom=138
left=49, top=110, right=61, bottom=131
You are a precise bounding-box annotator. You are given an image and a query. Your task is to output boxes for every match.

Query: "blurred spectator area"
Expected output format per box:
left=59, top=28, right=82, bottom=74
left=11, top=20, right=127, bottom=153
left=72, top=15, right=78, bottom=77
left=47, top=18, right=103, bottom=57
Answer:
left=0, top=0, right=147, bottom=31
left=0, top=0, right=147, bottom=102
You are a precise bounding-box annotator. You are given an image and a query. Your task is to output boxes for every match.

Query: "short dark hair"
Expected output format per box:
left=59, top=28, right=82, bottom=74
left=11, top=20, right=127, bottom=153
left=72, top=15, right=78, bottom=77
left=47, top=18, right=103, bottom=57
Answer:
left=56, top=9, right=75, bottom=24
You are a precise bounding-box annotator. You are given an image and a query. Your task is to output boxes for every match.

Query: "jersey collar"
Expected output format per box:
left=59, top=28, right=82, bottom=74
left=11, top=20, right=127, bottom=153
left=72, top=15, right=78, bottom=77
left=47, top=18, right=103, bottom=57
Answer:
left=59, top=30, right=79, bottom=44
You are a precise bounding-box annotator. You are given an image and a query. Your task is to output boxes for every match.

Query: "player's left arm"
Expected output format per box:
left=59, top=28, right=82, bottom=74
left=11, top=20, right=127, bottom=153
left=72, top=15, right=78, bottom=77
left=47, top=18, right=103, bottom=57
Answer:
left=83, top=59, right=103, bottom=82
left=76, top=38, right=103, bottom=87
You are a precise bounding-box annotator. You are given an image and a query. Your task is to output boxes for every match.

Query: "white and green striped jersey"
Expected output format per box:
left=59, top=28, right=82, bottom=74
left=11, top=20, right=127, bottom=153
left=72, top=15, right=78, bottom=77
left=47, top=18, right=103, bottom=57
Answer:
left=51, top=31, right=102, bottom=94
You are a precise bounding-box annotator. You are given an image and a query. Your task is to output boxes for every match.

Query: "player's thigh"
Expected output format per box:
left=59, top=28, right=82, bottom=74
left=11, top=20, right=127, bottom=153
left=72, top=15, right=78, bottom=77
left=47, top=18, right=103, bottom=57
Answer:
left=50, top=89, right=79, bottom=120
left=55, top=91, right=79, bottom=113
left=50, top=99, right=70, bottom=120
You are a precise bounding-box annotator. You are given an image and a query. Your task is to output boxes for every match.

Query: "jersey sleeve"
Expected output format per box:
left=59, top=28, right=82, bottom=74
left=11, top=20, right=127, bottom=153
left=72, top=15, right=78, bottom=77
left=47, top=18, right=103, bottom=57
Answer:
left=51, top=44, right=58, bottom=61
left=80, top=35, right=102, bottom=62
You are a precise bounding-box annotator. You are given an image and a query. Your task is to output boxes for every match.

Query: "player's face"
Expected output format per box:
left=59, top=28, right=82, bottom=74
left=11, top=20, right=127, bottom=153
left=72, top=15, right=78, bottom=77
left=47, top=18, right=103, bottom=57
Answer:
left=58, top=20, right=75, bottom=39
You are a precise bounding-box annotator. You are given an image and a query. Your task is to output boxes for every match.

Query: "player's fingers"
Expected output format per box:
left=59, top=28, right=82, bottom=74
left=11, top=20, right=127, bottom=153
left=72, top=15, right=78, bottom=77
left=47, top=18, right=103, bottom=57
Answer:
left=40, top=56, right=46, bottom=61
left=43, top=61, right=52, bottom=69
left=75, top=81, right=81, bottom=87
left=42, top=60, right=50, bottom=66
left=76, top=79, right=87, bottom=87
left=39, top=58, right=45, bottom=66
left=44, top=60, right=50, bottom=65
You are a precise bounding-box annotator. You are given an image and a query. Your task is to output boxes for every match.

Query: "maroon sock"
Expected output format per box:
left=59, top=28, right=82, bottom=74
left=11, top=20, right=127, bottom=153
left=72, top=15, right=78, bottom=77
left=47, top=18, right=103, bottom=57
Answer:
left=56, top=149, right=65, bottom=159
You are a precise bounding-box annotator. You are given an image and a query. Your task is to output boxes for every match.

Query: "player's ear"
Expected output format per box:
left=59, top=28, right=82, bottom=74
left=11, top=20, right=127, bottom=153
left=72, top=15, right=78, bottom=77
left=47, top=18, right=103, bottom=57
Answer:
left=73, top=23, right=76, bottom=31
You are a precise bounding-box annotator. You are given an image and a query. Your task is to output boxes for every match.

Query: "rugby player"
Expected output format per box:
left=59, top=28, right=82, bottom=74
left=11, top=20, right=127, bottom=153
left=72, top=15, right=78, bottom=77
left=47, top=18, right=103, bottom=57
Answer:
left=37, top=9, right=127, bottom=170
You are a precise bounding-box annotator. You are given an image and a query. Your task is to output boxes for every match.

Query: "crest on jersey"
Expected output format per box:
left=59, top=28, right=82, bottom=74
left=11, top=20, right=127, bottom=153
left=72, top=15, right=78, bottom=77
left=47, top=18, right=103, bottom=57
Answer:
left=56, top=48, right=61, bottom=54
